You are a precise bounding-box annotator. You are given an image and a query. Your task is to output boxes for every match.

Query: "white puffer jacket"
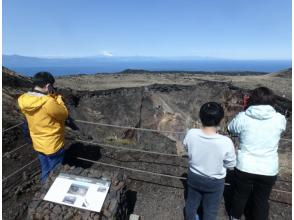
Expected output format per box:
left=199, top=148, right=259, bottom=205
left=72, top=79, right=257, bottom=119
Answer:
left=228, top=105, right=286, bottom=176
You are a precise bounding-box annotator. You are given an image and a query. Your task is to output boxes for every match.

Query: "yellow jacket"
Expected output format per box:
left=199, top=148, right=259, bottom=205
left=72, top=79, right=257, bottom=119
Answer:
left=18, top=91, right=69, bottom=155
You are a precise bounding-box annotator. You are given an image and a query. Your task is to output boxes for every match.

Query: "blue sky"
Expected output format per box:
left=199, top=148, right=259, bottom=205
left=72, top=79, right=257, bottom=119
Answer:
left=3, top=0, right=292, bottom=59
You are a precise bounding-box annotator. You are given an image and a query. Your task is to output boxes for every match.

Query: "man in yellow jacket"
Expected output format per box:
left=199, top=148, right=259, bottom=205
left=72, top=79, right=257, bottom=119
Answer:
left=18, top=72, right=68, bottom=183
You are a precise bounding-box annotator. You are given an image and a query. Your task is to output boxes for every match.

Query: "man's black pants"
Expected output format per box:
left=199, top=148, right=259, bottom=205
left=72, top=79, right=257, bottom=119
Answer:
left=230, top=169, right=277, bottom=220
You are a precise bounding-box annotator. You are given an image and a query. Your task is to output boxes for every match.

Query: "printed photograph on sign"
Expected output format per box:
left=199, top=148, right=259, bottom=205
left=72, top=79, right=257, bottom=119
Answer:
left=67, top=183, right=89, bottom=196
left=62, top=196, right=77, bottom=205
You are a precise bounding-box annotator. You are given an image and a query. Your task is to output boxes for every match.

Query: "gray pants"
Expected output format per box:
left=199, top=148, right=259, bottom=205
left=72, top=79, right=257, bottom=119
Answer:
left=185, top=170, right=224, bottom=220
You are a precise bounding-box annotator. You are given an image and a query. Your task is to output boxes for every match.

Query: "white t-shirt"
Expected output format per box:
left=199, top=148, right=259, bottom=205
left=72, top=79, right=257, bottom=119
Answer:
left=183, top=129, right=236, bottom=179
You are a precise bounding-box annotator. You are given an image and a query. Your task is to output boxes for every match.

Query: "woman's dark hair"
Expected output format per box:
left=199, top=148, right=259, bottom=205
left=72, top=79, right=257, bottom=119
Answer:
left=199, top=102, right=224, bottom=127
left=248, top=87, right=275, bottom=107
left=32, top=72, right=55, bottom=87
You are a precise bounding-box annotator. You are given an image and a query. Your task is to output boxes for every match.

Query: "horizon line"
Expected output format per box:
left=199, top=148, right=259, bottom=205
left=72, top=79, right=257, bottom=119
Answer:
left=3, top=54, right=292, bottom=61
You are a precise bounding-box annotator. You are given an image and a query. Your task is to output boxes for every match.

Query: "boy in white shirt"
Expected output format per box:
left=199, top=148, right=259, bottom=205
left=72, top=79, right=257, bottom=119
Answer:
left=184, top=102, right=236, bottom=220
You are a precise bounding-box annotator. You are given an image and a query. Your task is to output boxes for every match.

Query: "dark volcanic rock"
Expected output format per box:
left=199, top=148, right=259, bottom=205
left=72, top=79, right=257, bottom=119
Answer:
left=2, top=66, right=33, bottom=88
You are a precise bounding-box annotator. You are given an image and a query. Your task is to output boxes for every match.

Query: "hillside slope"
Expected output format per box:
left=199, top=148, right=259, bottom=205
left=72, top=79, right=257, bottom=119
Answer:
left=267, top=68, right=292, bottom=78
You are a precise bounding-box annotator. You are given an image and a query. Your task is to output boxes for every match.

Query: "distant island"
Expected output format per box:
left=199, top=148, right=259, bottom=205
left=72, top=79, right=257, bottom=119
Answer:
left=3, top=54, right=292, bottom=76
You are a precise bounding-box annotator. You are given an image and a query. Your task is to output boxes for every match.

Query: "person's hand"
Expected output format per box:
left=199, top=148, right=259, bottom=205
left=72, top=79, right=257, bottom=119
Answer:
left=55, top=95, right=65, bottom=104
left=49, top=94, right=64, bottom=103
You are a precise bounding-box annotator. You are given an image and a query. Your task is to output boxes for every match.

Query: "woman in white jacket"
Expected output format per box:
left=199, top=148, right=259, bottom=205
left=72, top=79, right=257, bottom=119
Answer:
left=228, top=87, right=287, bottom=220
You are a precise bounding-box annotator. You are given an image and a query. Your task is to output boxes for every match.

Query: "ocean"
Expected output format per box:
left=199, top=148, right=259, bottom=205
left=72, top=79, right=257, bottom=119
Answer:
left=5, top=60, right=292, bottom=76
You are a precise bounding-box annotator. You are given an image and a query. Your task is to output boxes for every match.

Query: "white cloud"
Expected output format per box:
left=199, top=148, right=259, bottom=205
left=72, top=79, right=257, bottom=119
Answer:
left=101, top=51, right=113, bottom=57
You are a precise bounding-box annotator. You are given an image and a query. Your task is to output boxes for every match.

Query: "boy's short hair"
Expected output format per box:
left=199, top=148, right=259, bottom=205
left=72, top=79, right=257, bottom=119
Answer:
left=32, top=72, right=55, bottom=87
left=248, top=87, right=275, bottom=107
left=199, top=102, right=224, bottom=127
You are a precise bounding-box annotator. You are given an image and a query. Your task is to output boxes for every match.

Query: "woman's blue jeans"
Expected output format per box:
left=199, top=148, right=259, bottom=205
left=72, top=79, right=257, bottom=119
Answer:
left=38, top=148, right=64, bottom=183
left=185, top=170, right=224, bottom=220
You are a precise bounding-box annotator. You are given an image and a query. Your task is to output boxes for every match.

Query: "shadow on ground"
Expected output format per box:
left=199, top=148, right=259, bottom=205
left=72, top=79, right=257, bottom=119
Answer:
left=63, top=142, right=101, bottom=168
